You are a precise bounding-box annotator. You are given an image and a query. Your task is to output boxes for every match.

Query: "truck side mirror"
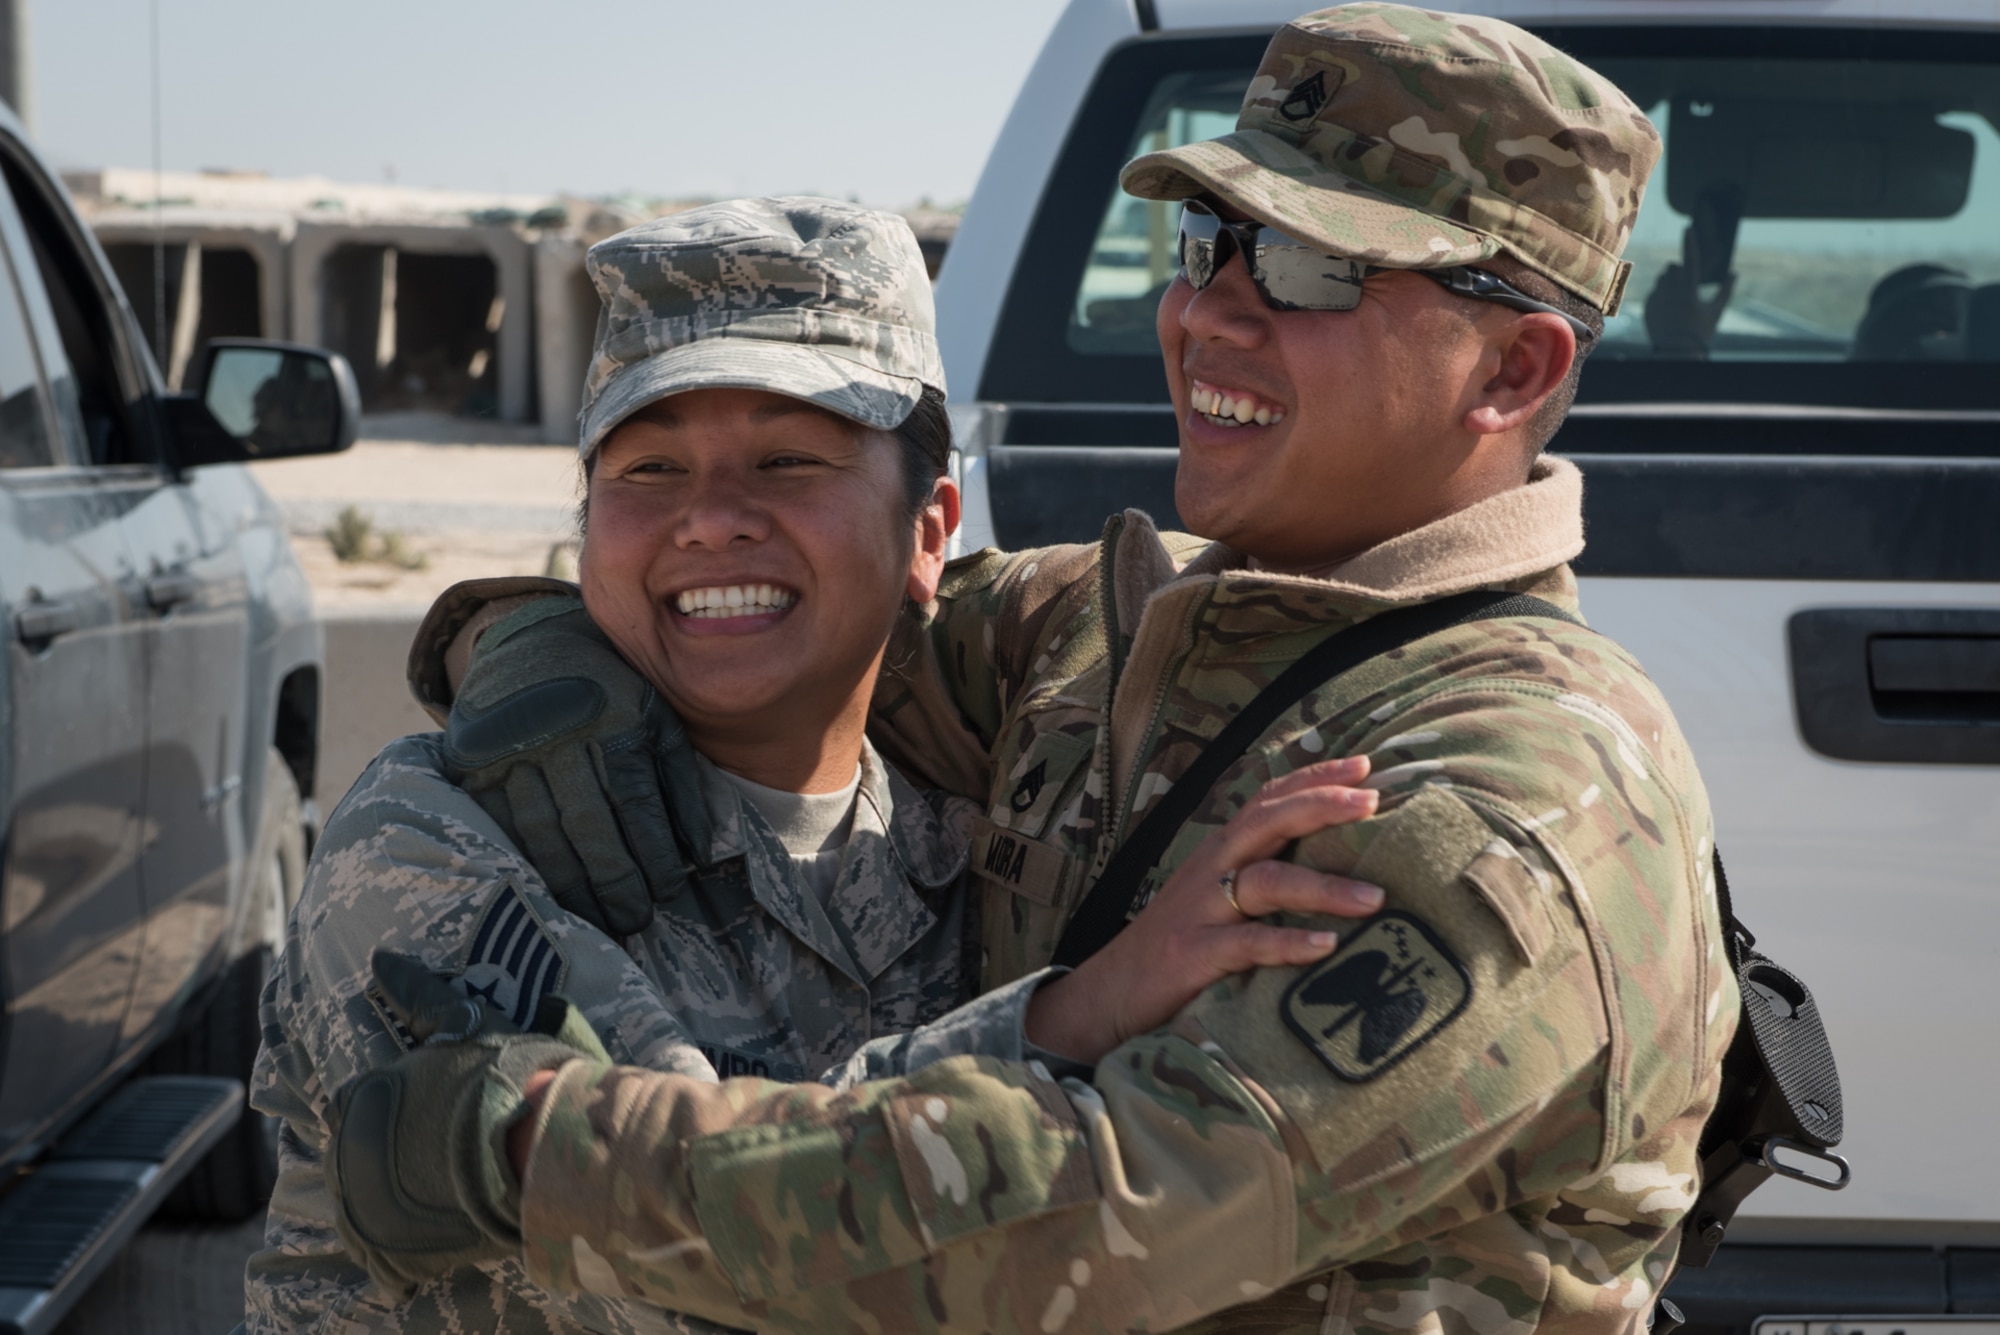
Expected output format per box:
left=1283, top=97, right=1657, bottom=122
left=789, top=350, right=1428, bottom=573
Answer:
left=168, top=338, right=361, bottom=468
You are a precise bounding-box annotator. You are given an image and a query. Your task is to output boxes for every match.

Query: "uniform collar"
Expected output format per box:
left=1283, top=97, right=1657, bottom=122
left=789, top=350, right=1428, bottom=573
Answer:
left=1101, top=456, right=1586, bottom=818
left=697, top=741, right=964, bottom=985
left=1113, top=454, right=1587, bottom=632
left=869, top=750, right=973, bottom=892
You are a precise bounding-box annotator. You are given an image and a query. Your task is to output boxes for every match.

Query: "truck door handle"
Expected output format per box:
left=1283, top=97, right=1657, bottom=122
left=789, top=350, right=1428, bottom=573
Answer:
left=1790, top=609, right=2000, bottom=763
left=145, top=571, right=199, bottom=611
left=15, top=598, right=83, bottom=645
left=1868, top=635, right=2000, bottom=716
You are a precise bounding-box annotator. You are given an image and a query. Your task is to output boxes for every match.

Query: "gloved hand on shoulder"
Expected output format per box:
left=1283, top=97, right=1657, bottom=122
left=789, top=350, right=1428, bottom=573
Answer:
left=323, top=949, right=614, bottom=1296
left=408, top=578, right=711, bottom=937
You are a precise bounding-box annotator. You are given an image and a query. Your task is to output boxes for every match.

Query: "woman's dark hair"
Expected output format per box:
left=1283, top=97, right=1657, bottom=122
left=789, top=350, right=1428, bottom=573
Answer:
left=576, top=385, right=953, bottom=538
left=891, top=385, right=953, bottom=522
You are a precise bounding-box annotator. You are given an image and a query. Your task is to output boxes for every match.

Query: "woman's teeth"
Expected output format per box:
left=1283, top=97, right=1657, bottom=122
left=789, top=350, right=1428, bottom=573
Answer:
left=1190, top=384, right=1284, bottom=428
left=674, top=584, right=798, bottom=618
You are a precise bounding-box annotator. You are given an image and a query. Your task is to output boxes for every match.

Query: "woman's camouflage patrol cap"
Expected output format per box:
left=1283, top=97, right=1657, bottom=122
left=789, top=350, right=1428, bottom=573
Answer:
left=577, top=197, right=944, bottom=457
left=1120, top=3, right=1661, bottom=314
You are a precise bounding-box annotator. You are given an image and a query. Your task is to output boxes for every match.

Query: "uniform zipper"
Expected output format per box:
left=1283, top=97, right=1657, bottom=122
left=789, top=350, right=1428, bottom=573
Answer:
left=1090, top=586, right=1206, bottom=886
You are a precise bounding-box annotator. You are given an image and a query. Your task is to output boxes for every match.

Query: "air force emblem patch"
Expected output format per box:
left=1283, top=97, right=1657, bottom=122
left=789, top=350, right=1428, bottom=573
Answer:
left=456, top=884, right=567, bottom=1030
left=1282, top=912, right=1470, bottom=1082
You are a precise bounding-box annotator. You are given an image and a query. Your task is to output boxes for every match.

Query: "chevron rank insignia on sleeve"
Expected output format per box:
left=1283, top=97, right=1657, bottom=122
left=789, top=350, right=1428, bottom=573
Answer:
left=454, top=883, right=569, bottom=1030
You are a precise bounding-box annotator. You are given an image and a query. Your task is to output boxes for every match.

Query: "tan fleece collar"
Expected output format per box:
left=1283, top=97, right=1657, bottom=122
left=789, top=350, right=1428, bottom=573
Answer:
left=1166, top=454, right=1583, bottom=605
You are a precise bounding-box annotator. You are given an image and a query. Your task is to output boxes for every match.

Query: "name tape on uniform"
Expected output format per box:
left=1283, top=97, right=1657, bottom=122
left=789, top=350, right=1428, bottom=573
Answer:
left=969, top=816, right=1072, bottom=905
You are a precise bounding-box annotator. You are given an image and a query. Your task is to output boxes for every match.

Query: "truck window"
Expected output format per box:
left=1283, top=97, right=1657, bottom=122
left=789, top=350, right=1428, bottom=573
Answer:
left=988, top=27, right=2000, bottom=424
left=1587, top=51, right=2000, bottom=372
left=1071, top=72, right=1241, bottom=356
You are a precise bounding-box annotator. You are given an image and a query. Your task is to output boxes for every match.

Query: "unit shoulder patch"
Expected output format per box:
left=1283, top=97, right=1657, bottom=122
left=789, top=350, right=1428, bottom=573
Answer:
left=1282, top=911, right=1471, bottom=1082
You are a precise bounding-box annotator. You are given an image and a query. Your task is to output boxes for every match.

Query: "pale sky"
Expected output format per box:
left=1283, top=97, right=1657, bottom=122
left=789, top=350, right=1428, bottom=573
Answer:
left=31, top=0, right=1071, bottom=207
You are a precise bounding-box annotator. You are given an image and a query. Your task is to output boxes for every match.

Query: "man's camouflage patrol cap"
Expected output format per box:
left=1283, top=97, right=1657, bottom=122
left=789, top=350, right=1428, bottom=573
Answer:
left=577, top=197, right=943, bottom=457
left=1120, top=3, right=1660, bottom=314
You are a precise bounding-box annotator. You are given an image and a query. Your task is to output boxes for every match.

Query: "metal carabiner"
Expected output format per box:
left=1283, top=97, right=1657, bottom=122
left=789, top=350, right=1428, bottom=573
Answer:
left=1755, top=1134, right=1852, bottom=1190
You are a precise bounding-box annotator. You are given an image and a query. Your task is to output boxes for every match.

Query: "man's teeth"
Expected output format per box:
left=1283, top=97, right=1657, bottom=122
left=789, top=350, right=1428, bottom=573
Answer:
left=1190, top=384, right=1284, bottom=428
left=674, top=584, right=798, bottom=618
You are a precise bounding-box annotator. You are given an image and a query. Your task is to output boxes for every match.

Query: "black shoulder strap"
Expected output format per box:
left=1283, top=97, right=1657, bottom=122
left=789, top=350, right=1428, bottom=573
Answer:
left=1711, top=845, right=1754, bottom=970
left=1050, top=589, right=1581, bottom=968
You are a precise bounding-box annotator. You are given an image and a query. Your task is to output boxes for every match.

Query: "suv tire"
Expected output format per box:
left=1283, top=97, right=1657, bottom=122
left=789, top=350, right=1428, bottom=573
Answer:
left=143, top=748, right=307, bottom=1223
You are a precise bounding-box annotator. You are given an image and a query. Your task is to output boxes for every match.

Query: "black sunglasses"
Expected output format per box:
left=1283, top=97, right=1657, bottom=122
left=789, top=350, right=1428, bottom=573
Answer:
left=1177, top=201, right=1595, bottom=342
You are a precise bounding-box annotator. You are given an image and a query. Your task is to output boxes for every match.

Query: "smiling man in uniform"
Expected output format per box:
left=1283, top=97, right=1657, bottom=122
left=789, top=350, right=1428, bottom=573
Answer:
left=321, top=7, right=1736, bottom=1332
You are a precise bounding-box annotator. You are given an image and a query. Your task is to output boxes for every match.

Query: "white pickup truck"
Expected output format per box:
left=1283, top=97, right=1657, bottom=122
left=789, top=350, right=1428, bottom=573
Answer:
left=939, top=2, right=2000, bottom=1330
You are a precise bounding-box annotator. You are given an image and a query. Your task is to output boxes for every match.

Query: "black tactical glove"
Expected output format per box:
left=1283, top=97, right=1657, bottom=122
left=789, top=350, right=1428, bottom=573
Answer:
left=413, top=579, right=710, bottom=937
left=324, top=950, right=614, bottom=1297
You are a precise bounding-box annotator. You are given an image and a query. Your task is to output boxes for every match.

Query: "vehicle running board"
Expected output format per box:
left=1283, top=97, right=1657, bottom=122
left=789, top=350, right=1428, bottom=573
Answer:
left=0, top=1076, right=243, bottom=1335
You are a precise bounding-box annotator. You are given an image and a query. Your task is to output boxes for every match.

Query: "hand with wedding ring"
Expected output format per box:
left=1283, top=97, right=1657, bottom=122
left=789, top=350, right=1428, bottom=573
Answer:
left=1025, top=755, right=1384, bottom=1064
left=1218, top=867, right=1245, bottom=915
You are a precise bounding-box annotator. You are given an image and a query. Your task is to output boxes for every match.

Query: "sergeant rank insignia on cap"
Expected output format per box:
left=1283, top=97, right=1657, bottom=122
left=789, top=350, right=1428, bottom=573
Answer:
left=1279, top=69, right=1331, bottom=122
left=1282, top=912, right=1470, bottom=1082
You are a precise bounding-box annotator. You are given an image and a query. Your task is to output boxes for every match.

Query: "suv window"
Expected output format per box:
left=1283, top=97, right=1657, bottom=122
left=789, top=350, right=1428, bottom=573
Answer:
left=0, top=199, right=56, bottom=469
left=986, top=27, right=2000, bottom=423
left=0, top=153, right=145, bottom=465
left=0, top=172, right=72, bottom=467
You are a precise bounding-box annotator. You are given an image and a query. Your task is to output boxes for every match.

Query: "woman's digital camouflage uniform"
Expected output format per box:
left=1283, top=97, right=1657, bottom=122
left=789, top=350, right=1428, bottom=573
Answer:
left=244, top=724, right=1004, bottom=1334
left=247, top=198, right=1022, bottom=1335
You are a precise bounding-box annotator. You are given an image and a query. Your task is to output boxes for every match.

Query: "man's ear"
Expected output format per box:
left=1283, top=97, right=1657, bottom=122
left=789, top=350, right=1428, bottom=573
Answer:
left=1463, top=313, right=1576, bottom=437
left=906, top=475, right=961, bottom=604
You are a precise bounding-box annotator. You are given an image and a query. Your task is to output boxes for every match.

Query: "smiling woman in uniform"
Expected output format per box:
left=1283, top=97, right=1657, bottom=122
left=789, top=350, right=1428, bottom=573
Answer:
left=244, top=197, right=1384, bottom=1335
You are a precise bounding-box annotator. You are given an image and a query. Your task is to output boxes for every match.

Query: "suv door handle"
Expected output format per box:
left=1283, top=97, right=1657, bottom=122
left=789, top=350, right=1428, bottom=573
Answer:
left=15, top=598, right=83, bottom=645
left=1790, top=608, right=2000, bottom=764
left=144, top=571, right=200, bottom=611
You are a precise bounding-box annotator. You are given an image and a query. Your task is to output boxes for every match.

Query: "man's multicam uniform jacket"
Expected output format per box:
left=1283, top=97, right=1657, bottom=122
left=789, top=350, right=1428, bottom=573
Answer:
left=246, top=734, right=989, bottom=1334
left=512, top=457, right=1738, bottom=1335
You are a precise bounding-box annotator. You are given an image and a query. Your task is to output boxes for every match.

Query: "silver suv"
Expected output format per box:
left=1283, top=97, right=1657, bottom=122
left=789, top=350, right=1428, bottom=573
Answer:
left=0, top=102, right=356, bottom=1335
left=939, top=3, right=2000, bottom=1330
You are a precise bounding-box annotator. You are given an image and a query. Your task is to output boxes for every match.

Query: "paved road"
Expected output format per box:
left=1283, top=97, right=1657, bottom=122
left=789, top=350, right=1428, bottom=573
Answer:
left=247, top=423, right=584, bottom=800
left=246, top=429, right=581, bottom=614
left=54, top=1218, right=263, bottom=1335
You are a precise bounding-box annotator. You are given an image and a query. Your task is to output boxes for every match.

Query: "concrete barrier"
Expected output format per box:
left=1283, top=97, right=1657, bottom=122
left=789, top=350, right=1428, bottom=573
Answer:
left=316, top=606, right=435, bottom=809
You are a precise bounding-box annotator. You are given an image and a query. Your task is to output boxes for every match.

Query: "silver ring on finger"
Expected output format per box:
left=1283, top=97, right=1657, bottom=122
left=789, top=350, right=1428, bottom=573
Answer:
left=1219, top=867, right=1245, bottom=916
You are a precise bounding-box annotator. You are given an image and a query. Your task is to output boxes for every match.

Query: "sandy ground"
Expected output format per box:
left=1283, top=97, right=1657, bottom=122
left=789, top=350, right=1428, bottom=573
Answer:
left=245, top=416, right=599, bottom=802
left=246, top=414, right=587, bottom=608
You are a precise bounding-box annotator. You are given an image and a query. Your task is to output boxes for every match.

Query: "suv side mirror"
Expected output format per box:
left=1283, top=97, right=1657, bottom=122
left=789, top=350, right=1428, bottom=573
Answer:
left=167, top=338, right=361, bottom=468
